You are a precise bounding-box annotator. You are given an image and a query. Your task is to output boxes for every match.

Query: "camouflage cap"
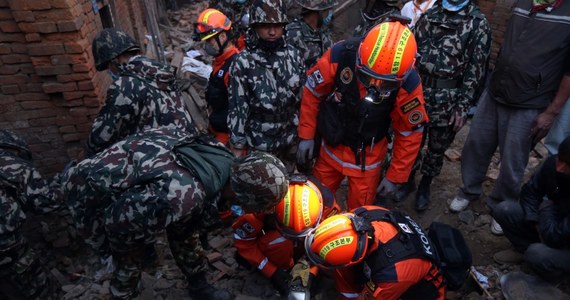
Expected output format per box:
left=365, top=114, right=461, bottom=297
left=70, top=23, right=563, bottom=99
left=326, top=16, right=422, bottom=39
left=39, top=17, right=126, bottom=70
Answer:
left=0, top=130, right=32, bottom=160
left=295, top=0, right=336, bottom=11
left=249, top=0, right=289, bottom=25
left=92, top=28, right=141, bottom=71
left=231, top=151, right=289, bottom=212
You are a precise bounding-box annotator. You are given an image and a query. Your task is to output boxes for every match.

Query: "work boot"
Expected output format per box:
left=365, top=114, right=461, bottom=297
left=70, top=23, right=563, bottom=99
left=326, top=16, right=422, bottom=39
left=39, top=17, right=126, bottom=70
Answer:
left=494, top=249, right=524, bottom=265
left=187, top=273, right=232, bottom=300
left=394, top=171, right=416, bottom=202
left=415, top=176, right=433, bottom=211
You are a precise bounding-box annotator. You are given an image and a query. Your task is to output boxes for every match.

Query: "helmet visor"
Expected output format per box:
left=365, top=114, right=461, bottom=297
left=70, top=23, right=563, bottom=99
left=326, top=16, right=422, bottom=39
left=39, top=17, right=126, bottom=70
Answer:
left=193, top=23, right=221, bottom=41
left=356, top=65, right=402, bottom=94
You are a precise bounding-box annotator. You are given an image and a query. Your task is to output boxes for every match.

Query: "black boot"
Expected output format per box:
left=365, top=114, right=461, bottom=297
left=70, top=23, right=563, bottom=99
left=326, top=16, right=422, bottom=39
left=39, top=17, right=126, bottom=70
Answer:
left=394, top=171, right=416, bottom=202
left=187, top=272, right=233, bottom=300
left=415, top=176, right=433, bottom=211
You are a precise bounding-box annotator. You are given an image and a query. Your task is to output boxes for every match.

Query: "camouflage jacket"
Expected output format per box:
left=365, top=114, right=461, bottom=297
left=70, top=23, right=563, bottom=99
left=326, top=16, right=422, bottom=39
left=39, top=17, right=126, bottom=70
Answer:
left=0, top=150, right=62, bottom=237
left=286, top=19, right=333, bottom=68
left=228, top=39, right=305, bottom=152
left=64, top=129, right=219, bottom=250
left=413, top=3, right=491, bottom=126
left=86, top=55, right=195, bottom=156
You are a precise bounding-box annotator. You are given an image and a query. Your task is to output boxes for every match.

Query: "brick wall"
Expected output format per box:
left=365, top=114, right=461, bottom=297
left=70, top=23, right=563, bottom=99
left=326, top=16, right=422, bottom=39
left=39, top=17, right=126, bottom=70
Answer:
left=0, top=0, right=146, bottom=175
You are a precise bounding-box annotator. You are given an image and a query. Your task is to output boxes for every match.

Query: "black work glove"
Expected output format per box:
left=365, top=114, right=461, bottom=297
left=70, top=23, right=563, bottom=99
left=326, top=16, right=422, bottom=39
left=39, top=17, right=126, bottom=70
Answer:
left=270, top=269, right=291, bottom=295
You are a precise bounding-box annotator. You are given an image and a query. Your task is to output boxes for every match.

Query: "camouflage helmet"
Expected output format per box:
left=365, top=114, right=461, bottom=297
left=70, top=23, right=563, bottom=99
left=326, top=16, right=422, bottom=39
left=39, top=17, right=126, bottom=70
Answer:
left=231, top=151, right=289, bottom=212
left=249, top=0, right=289, bottom=25
left=295, top=0, right=336, bottom=10
left=0, top=130, right=32, bottom=160
left=92, top=28, right=141, bottom=71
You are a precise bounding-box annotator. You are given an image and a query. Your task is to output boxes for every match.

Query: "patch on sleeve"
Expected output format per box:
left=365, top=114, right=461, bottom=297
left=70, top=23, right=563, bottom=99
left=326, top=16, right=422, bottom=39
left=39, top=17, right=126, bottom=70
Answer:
left=408, top=110, right=424, bottom=124
left=313, top=69, right=324, bottom=84
left=236, top=221, right=256, bottom=238
left=307, top=74, right=316, bottom=89
left=400, top=98, right=421, bottom=114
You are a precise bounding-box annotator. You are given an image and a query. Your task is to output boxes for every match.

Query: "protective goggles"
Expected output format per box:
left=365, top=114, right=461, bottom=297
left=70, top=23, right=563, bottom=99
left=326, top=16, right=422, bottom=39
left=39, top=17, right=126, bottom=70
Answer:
left=193, top=23, right=223, bottom=41
left=356, top=64, right=404, bottom=94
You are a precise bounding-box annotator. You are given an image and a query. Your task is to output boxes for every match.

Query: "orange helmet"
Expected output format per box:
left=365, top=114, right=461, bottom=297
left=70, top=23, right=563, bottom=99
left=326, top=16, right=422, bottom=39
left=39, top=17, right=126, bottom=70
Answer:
left=275, top=177, right=324, bottom=239
left=194, top=8, right=232, bottom=41
left=304, top=213, right=372, bottom=269
left=356, top=21, right=417, bottom=94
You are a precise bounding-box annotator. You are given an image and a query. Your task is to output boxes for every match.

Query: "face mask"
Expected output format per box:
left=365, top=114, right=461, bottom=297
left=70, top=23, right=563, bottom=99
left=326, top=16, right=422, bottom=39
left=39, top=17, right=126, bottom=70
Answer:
left=205, top=43, right=221, bottom=56
left=234, top=0, right=247, bottom=4
left=108, top=70, right=119, bottom=80
left=442, top=0, right=470, bottom=11
left=322, top=10, right=333, bottom=26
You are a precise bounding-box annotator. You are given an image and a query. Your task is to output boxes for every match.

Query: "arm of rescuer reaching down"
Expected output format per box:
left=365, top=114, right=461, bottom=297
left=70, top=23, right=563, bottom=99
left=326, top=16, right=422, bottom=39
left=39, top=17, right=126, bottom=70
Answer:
left=385, top=70, right=428, bottom=183
left=232, top=213, right=279, bottom=278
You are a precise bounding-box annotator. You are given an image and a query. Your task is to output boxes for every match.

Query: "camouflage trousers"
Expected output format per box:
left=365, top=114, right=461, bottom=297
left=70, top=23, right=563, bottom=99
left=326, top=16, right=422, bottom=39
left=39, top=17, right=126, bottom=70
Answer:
left=0, top=196, right=55, bottom=299
left=0, top=233, right=52, bottom=299
left=417, top=124, right=457, bottom=177
left=109, top=215, right=207, bottom=299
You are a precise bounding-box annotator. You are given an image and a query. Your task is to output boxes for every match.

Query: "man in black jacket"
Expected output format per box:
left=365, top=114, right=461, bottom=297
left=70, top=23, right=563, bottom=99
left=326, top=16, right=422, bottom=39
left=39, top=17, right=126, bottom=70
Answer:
left=492, top=135, right=570, bottom=280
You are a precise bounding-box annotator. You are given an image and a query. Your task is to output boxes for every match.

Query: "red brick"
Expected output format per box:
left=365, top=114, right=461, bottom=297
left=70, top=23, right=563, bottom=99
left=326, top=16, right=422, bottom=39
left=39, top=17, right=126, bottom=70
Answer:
left=1, top=84, right=19, bottom=94
left=0, top=64, right=19, bottom=74
left=5, top=108, right=59, bottom=121
left=10, top=42, right=26, bottom=53
left=1, top=54, right=30, bottom=64
left=64, top=39, right=89, bottom=54
left=83, top=96, right=101, bottom=107
left=20, top=100, right=53, bottom=109
left=29, top=117, right=57, bottom=127
left=19, top=63, right=34, bottom=74
left=25, top=33, right=41, bottom=42
left=42, top=81, right=76, bottom=93
left=0, top=21, right=18, bottom=32
left=25, top=82, right=44, bottom=92
left=31, top=56, right=51, bottom=66
left=34, top=64, right=71, bottom=76
left=15, top=92, right=51, bottom=102
left=56, top=72, right=90, bottom=82
left=27, top=42, right=64, bottom=56
left=71, top=63, right=91, bottom=73
left=11, top=10, right=34, bottom=22
left=57, top=16, right=83, bottom=32
left=51, top=54, right=87, bottom=65
left=68, top=106, right=88, bottom=117
left=0, top=8, right=10, bottom=20
left=18, top=21, right=57, bottom=33
left=49, top=0, right=75, bottom=9
left=8, top=0, right=51, bottom=10
left=0, top=74, right=27, bottom=84
left=63, top=90, right=95, bottom=101
left=44, top=31, right=81, bottom=42
left=33, top=9, right=74, bottom=22
left=59, top=98, right=82, bottom=107
left=77, top=80, right=94, bottom=91
left=0, top=43, right=11, bottom=54
left=62, top=133, right=84, bottom=142
left=0, top=32, right=25, bottom=42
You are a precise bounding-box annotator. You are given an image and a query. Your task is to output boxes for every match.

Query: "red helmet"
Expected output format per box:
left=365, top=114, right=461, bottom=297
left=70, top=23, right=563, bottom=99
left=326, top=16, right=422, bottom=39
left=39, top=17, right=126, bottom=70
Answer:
left=304, top=213, right=371, bottom=269
left=194, top=8, right=232, bottom=41
left=356, top=21, right=417, bottom=95
left=275, top=179, right=323, bottom=239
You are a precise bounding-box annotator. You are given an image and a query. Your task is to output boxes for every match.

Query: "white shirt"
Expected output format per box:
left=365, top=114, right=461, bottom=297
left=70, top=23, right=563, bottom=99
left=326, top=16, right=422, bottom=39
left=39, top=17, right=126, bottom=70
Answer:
left=401, top=0, right=436, bottom=28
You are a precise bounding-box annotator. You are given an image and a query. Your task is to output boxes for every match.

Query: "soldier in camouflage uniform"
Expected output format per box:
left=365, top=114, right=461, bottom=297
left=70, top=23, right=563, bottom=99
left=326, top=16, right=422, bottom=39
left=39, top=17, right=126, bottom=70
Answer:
left=0, top=130, right=63, bottom=299
left=228, top=0, right=306, bottom=172
left=285, top=0, right=336, bottom=68
left=87, top=28, right=195, bottom=156
left=354, top=0, right=405, bottom=36
left=394, top=0, right=491, bottom=211
left=63, top=128, right=289, bottom=299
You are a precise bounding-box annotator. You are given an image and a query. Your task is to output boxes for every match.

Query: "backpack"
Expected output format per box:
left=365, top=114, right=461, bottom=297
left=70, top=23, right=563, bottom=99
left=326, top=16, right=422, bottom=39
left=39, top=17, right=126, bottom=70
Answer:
left=427, top=222, right=472, bottom=291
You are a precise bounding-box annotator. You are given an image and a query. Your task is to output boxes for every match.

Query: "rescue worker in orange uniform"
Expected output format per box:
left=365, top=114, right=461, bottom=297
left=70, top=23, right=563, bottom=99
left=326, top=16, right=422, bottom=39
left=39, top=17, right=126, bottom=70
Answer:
left=194, top=8, right=240, bottom=145
left=305, top=205, right=445, bottom=300
left=297, top=21, right=428, bottom=210
left=232, top=174, right=340, bottom=296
